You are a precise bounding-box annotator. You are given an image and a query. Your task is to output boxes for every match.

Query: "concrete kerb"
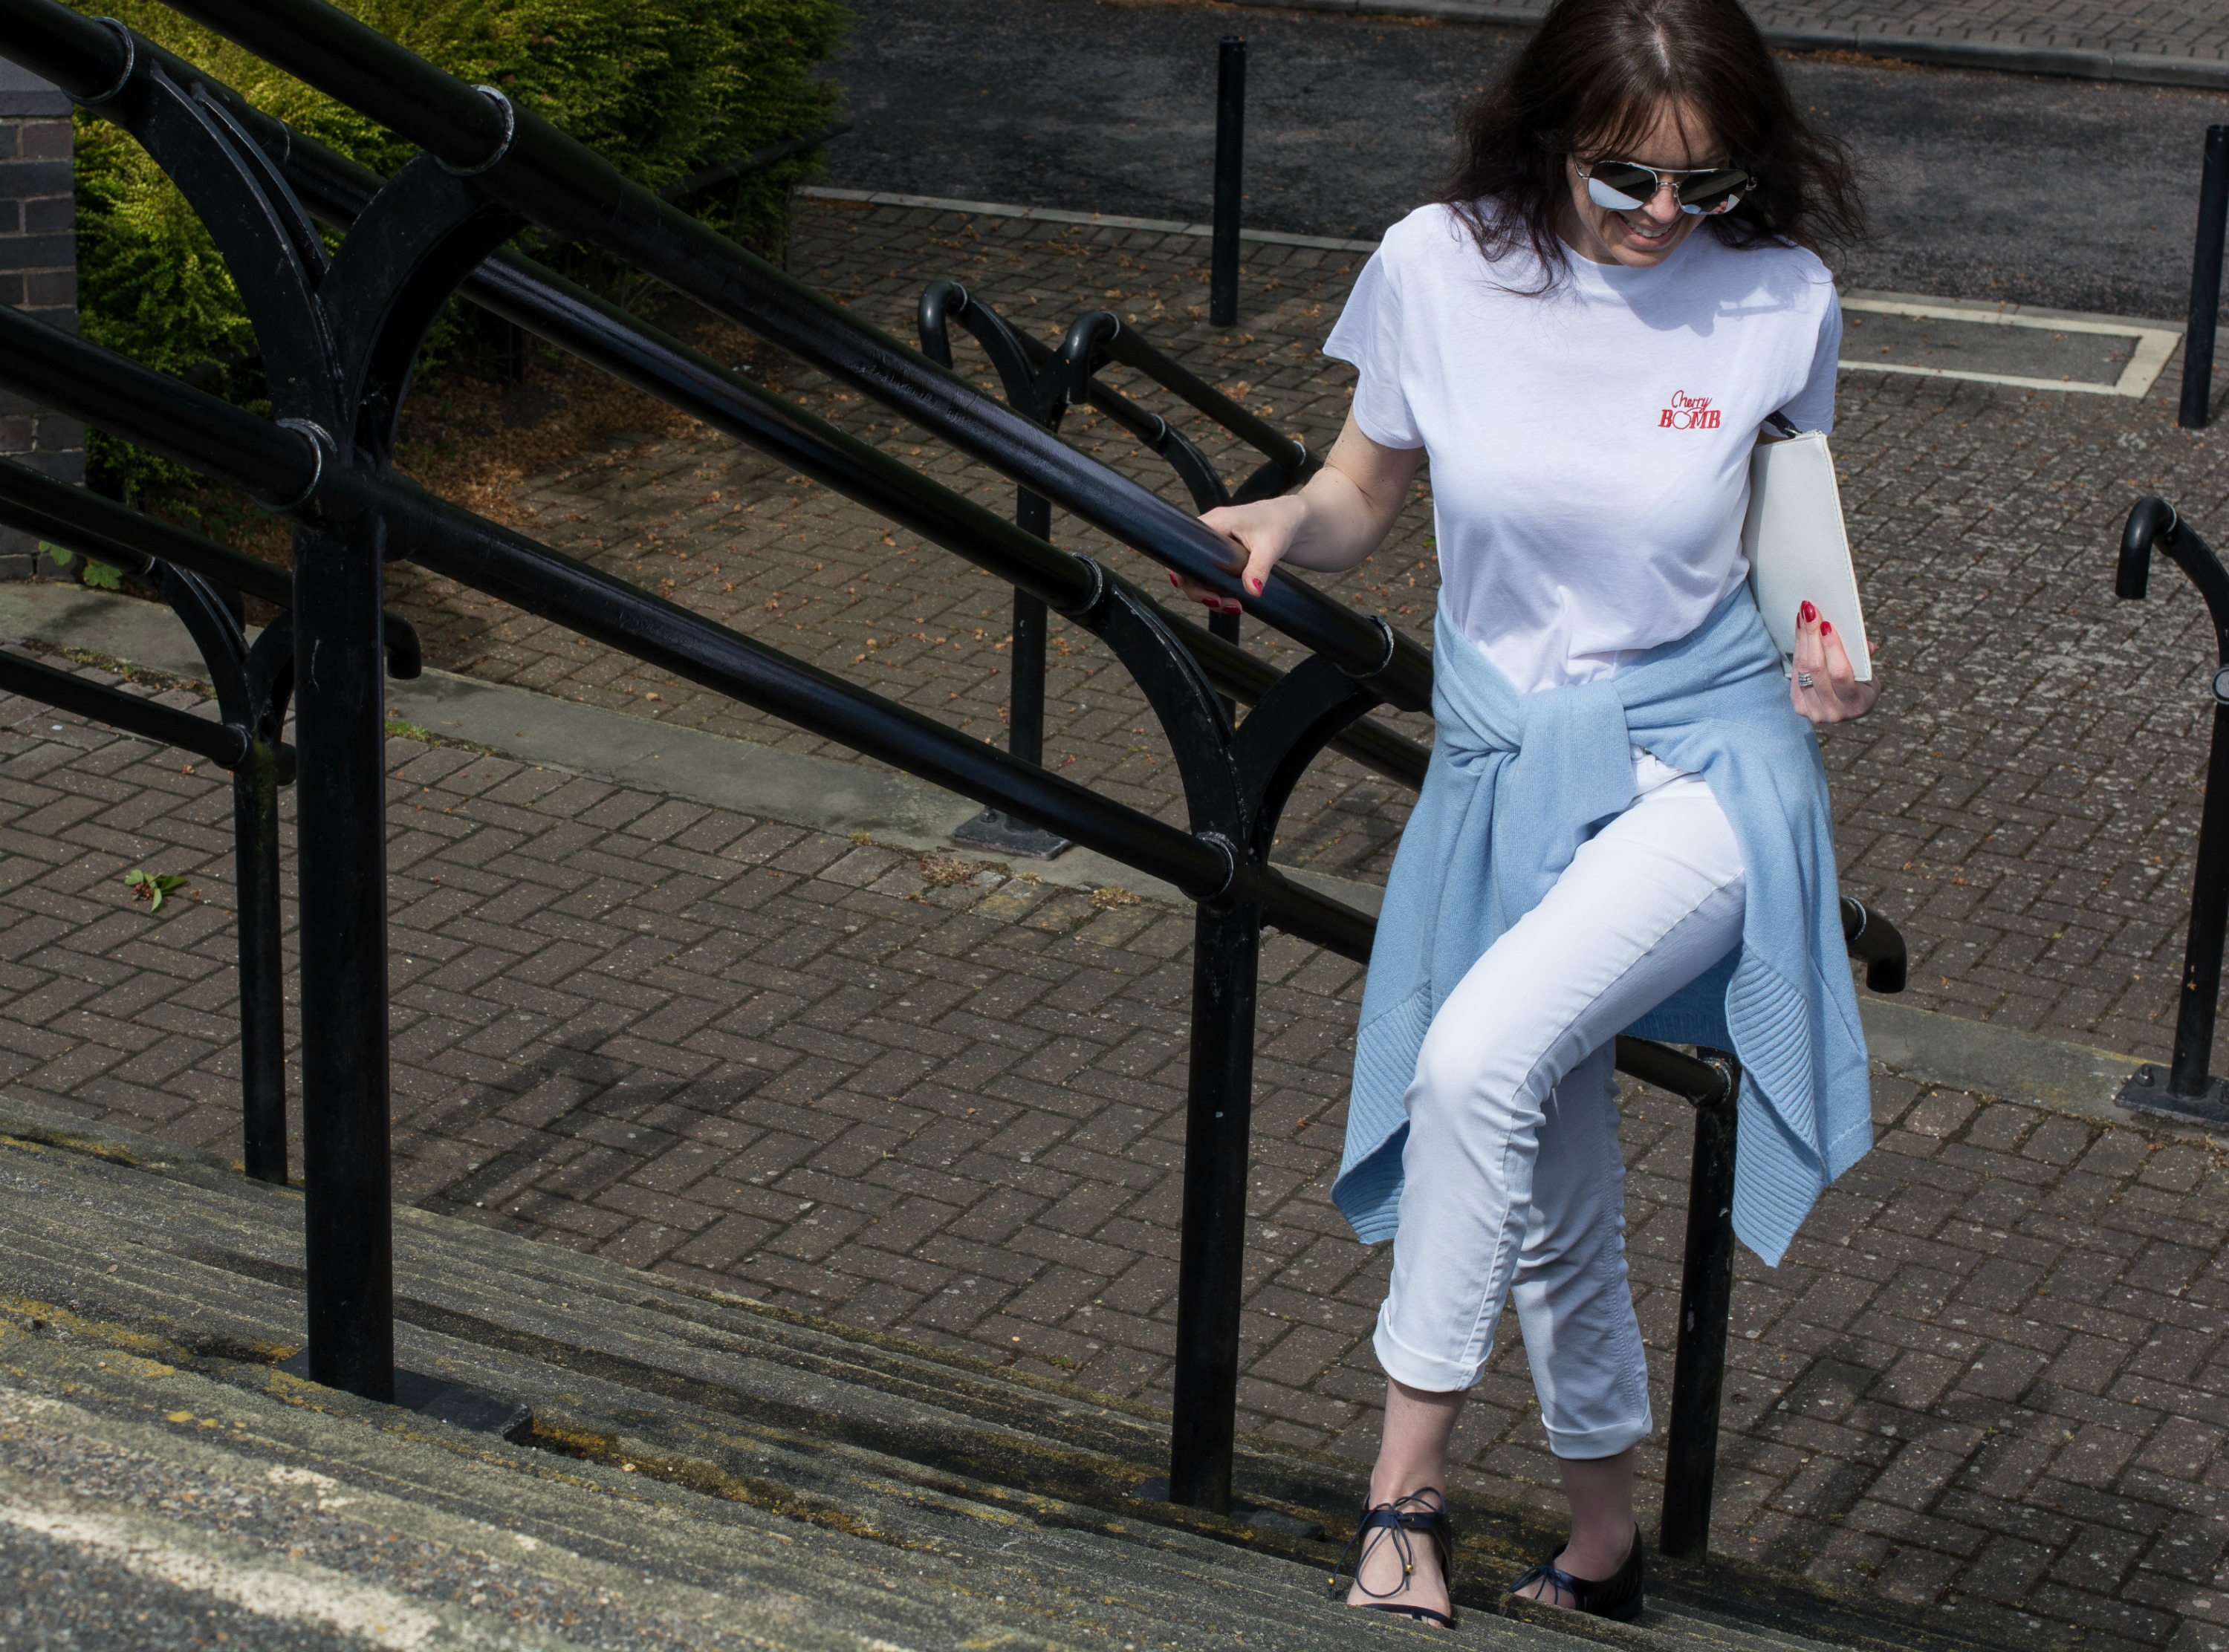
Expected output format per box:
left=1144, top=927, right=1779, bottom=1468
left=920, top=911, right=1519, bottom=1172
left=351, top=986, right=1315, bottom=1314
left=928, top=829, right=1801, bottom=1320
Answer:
left=1216, top=0, right=2229, bottom=92
left=800, top=186, right=1383, bottom=254
left=0, top=579, right=2190, bottom=1144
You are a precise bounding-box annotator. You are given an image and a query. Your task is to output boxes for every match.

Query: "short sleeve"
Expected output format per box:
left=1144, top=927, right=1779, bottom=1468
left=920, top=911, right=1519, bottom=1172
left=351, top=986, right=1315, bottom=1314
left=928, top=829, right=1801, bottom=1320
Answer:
left=1324, top=249, right=1424, bottom=450
left=1778, top=284, right=1842, bottom=435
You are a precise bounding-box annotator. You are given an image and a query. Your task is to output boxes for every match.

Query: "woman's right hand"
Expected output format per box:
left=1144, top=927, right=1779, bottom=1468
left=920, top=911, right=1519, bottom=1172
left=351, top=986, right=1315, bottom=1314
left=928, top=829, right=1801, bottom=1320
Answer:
left=1170, top=493, right=1308, bottom=614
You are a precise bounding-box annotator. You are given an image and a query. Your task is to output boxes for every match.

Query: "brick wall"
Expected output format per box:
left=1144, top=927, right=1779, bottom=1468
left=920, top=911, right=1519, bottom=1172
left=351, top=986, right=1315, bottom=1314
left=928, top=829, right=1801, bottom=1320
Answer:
left=0, top=59, right=81, bottom=582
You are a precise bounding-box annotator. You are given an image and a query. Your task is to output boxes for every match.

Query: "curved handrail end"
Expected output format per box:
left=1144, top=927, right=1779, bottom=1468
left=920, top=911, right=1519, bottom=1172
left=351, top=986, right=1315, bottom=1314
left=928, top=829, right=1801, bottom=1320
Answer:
left=2119, top=497, right=2178, bottom=601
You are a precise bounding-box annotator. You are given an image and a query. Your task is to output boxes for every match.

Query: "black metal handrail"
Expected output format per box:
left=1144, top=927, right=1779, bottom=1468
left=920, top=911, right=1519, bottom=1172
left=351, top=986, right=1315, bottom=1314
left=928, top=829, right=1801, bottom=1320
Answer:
left=0, top=643, right=253, bottom=767
left=89, top=0, right=1438, bottom=711
left=2113, top=498, right=2229, bottom=1119
left=127, top=67, right=1417, bottom=799
left=0, top=454, right=334, bottom=1187
left=10, top=4, right=1412, bottom=799
left=915, top=281, right=1328, bottom=851
left=0, top=302, right=1392, bottom=935
left=0, top=451, right=424, bottom=677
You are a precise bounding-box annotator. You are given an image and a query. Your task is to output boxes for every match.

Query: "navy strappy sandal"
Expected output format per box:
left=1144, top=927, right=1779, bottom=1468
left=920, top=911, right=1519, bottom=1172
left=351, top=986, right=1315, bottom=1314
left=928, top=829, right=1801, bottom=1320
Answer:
left=1327, top=1488, right=1457, bottom=1629
left=1507, top=1523, right=1645, bottom=1622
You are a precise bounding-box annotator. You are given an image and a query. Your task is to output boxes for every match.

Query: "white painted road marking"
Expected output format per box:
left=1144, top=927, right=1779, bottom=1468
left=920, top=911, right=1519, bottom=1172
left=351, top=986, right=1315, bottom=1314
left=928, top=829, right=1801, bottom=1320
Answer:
left=1839, top=293, right=2182, bottom=397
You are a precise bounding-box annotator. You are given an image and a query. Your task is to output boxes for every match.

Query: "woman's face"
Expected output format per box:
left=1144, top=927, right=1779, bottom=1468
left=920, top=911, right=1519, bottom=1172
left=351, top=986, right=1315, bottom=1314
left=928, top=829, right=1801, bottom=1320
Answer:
left=1561, top=100, right=1725, bottom=267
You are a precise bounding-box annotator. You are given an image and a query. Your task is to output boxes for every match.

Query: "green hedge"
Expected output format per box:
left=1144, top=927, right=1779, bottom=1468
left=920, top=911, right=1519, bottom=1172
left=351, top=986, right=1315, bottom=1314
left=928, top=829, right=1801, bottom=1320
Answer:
left=73, top=0, right=848, bottom=502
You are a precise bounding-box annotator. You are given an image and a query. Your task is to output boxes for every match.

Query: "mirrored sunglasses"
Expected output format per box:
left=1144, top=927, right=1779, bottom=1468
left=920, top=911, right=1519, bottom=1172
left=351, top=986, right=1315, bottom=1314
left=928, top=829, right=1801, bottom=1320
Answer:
left=1580, top=160, right=1752, bottom=217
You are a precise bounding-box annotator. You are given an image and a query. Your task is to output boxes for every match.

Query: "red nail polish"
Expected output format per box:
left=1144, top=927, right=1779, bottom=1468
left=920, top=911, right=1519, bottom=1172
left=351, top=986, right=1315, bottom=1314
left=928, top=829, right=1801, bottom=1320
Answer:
left=1800, top=600, right=1817, bottom=623
left=1168, top=570, right=1178, bottom=585
left=1820, top=620, right=1832, bottom=636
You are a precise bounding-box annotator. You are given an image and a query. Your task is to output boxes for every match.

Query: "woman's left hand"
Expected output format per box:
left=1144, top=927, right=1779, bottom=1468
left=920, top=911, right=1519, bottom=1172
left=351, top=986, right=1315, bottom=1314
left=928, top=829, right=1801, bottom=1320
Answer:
left=1791, top=600, right=1878, bottom=724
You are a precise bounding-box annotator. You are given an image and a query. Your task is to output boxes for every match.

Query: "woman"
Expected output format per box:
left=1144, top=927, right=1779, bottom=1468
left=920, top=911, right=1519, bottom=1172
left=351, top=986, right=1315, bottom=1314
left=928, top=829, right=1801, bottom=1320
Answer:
left=1175, top=0, right=1872, bottom=1626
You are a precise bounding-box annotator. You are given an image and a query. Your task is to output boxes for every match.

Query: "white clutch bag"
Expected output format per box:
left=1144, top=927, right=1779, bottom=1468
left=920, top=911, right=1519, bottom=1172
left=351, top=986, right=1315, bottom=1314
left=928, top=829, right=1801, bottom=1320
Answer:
left=1742, top=426, right=1872, bottom=683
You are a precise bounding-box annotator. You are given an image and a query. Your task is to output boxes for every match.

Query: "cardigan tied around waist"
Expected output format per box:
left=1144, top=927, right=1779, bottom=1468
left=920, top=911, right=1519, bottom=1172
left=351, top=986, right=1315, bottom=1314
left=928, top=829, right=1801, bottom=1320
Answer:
left=1331, top=589, right=1872, bottom=1266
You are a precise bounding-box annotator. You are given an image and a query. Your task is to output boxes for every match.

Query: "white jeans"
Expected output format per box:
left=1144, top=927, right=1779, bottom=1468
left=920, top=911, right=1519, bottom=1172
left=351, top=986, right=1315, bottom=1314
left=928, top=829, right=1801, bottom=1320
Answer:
left=1373, top=753, right=1746, bottom=1459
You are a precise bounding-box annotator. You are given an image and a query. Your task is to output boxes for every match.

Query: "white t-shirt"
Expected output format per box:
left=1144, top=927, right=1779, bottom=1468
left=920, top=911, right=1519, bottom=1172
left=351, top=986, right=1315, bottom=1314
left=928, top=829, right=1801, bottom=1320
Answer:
left=1326, top=204, right=1841, bottom=693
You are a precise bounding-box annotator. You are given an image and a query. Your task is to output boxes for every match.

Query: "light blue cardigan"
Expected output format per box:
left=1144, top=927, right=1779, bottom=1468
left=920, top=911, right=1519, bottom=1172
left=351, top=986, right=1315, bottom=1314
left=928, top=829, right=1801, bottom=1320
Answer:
left=1332, top=588, right=1872, bottom=1267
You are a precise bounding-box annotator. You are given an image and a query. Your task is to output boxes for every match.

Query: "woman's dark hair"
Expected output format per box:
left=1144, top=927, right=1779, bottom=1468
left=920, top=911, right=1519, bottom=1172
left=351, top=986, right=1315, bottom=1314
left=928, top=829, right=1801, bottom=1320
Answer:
left=1443, top=0, right=1864, bottom=284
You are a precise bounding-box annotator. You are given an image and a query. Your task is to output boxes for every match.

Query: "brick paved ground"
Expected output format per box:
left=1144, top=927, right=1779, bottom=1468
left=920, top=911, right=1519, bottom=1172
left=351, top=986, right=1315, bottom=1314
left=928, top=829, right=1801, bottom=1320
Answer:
left=7, top=197, right=2229, bottom=1649
left=10, top=697, right=2229, bottom=1652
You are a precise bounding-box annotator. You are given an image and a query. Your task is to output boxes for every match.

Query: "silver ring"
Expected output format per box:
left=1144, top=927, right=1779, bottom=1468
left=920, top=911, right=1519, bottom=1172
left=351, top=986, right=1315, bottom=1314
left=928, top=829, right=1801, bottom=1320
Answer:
left=1797, top=671, right=1814, bottom=689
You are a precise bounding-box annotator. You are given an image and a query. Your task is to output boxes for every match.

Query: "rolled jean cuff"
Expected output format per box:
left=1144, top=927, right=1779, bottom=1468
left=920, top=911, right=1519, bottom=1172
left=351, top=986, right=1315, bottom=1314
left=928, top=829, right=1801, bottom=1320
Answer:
left=1373, top=1316, right=1480, bottom=1394
left=1543, top=1409, right=1652, bottom=1460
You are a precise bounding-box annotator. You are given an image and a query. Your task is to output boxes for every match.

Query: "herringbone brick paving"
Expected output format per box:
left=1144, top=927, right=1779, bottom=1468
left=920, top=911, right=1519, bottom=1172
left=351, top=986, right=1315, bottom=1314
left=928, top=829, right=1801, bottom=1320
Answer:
left=6, top=196, right=2229, bottom=1648
left=9, top=693, right=2229, bottom=1651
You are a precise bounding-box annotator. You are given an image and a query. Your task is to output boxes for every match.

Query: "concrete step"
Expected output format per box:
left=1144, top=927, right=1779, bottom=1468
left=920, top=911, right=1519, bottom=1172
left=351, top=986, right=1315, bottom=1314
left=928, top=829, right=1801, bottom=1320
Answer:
left=0, top=1094, right=2005, bottom=1652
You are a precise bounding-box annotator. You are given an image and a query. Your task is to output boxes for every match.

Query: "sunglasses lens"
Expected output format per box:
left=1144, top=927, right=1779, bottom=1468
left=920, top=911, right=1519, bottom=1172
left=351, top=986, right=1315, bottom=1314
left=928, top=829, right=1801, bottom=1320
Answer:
left=1675, top=169, right=1750, bottom=215
left=1586, top=163, right=1656, bottom=212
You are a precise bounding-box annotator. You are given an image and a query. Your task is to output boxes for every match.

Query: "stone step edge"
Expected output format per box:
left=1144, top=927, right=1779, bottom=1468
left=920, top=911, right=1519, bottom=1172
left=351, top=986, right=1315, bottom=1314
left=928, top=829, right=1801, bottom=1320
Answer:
left=0, top=1268, right=1990, bottom=1652
left=0, top=1336, right=1353, bottom=1652
left=0, top=1103, right=2022, bottom=1652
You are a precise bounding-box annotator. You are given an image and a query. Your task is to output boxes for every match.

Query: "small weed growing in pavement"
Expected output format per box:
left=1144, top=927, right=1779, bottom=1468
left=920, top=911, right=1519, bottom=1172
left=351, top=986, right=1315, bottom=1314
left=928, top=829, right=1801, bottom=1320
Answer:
left=918, top=853, right=996, bottom=888
left=123, top=869, right=188, bottom=914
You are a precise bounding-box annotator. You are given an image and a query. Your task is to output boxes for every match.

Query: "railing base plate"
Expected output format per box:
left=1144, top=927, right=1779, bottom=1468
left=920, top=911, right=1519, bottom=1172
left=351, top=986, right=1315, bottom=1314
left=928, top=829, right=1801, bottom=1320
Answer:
left=279, top=1351, right=533, bottom=1442
left=2116, top=1066, right=2229, bottom=1128
left=953, top=808, right=1071, bottom=859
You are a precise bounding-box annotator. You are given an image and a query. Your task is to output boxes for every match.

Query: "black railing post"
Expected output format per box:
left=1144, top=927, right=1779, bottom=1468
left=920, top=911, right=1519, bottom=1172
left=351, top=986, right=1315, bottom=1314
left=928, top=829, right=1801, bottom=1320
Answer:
left=1660, top=1047, right=1740, bottom=1561
left=1210, top=36, right=1246, bottom=329
left=2181, top=126, right=2229, bottom=431
left=2112, top=501, right=2229, bottom=1123
left=2172, top=691, right=2229, bottom=1096
left=1009, top=488, right=1052, bottom=770
left=293, top=516, right=396, bottom=1402
left=233, top=736, right=288, bottom=1184
left=1169, top=897, right=1262, bottom=1513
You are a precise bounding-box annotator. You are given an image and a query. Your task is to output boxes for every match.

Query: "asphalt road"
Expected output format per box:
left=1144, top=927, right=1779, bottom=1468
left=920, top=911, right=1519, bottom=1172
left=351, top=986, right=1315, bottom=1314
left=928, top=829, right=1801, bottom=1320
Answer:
left=821, top=0, right=2229, bottom=320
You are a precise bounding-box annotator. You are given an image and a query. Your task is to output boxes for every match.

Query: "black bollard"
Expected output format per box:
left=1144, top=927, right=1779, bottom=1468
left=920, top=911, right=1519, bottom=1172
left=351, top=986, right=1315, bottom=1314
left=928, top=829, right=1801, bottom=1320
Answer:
left=2180, top=126, right=2229, bottom=431
left=1210, top=37, right=1246, bottom=329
